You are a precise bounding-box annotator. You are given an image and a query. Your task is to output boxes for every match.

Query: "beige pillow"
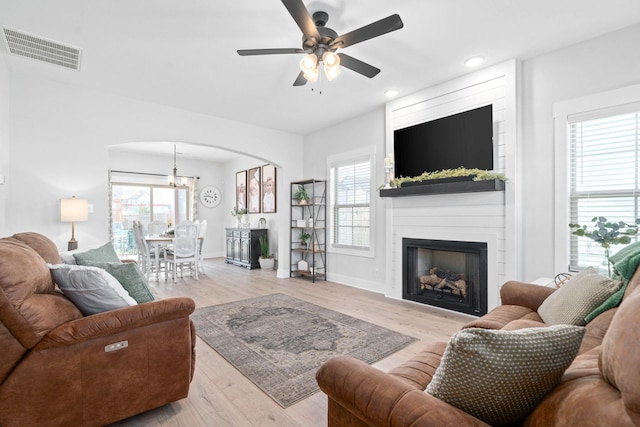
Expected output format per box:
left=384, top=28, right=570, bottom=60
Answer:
left=426, top=325, right=585, bottom=426
left=538, top=267, right=622, bottom=325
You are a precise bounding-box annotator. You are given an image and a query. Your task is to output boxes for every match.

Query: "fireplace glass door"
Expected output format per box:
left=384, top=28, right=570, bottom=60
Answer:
left=403, top=238, right=487, bottom=316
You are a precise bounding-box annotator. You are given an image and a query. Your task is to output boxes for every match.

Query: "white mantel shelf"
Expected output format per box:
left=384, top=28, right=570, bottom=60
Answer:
left=379, top=179, right=505, bottom=198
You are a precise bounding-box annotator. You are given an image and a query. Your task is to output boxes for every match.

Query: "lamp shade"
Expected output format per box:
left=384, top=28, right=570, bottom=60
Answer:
left=60, top=197, right=89, bottom=222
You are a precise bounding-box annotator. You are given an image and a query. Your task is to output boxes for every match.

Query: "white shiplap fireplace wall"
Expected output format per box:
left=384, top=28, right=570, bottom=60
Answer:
left=384, top=60, right=519, bottom=313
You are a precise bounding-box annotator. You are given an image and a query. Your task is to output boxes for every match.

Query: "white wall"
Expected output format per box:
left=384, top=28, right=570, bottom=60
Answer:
left=223, top=156, right=284, bottom=273
left=3, top=23, right=639, bottom=290
left=303, top=109, right=389, bottom=292
left=0, top=53, right=9, bottom=236
left=304, top=23, right=640, bottom=296
left=6, top=73, right=303, bottom=268
left=520, top=23, right=640, bottom=281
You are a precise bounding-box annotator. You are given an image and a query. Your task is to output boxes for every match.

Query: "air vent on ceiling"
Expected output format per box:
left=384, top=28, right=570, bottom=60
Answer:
left=1, top=27, right=81, bottom=71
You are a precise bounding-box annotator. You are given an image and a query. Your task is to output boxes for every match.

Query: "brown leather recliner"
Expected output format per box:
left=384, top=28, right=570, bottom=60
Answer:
left=317, top=269, right=640, bottom=426
left=0, top=232, right=197, bottom=427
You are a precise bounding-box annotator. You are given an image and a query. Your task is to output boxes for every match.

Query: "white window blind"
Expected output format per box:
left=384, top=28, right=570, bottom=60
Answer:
left=330, top=158, right=371, bottom=250
left=569, top=110, right=640, bottom=272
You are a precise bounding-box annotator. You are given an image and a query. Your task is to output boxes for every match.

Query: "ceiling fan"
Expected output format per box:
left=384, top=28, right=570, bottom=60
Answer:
left=237, top=0, right=403, bottom=86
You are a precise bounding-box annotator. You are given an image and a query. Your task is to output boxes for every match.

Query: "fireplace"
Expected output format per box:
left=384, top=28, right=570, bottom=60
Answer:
left=403, top=238, right=488, bottom=316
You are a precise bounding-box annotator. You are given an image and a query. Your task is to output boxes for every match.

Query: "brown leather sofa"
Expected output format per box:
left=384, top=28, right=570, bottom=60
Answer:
left=317, top=269, right=640, bottom=426
left=0, top=232, right=197, bottom=427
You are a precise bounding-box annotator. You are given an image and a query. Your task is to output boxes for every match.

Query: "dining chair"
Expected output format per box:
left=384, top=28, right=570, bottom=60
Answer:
left=165, top=223, right=199, bottom=282
left=148, top=220, right=167, bottom=237
left=133, top=221, right=166, bottom=281
left=197, top=220, right=207, bottom=274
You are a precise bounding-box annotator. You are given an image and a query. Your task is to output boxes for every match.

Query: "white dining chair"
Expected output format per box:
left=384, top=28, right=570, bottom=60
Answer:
left=147, top=220, right=167, bottom=237
left=133, top=221, right=166, bottom=281
left=165, top=223, right=199, bottom=282
left=197, top=220, right=207, bottom=274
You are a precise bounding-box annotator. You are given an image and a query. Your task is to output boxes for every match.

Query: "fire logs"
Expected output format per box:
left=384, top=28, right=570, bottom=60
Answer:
left=419, top=267, right=467, bottom=297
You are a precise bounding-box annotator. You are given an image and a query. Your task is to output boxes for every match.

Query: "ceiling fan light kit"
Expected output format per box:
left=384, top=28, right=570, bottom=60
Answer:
left=237, top=0, right=403, bottom=86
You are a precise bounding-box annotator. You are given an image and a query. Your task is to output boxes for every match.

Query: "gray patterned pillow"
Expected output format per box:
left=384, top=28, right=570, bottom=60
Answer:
left=426, top=325, right=585, bottom=426
left=538, top=266, right=622, bottom=325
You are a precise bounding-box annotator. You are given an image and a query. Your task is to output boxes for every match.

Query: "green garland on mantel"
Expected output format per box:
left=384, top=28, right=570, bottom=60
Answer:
left=390, top=167, right=508, bottom=188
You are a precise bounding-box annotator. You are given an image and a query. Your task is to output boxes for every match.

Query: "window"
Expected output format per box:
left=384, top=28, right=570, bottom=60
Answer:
left=568, top=109, right=640, bottom=271
left=328, top=147, right=375, bottom=257
left=110, top=171, right=193, bottom=258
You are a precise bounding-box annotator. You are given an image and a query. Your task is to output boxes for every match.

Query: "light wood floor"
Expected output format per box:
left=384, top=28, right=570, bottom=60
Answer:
left=110, top=258, right=473, bottom=427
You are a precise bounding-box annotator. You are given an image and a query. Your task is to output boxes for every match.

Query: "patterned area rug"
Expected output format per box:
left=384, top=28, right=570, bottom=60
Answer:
left=192, top=293, right=417, bottom=408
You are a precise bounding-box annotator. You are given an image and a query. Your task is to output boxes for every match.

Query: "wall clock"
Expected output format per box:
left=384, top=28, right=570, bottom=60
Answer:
left=200, top=186, right=221, bottom=208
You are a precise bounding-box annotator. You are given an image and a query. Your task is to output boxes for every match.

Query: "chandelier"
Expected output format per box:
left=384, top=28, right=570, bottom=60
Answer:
left=168, top=144, right=187, bottom=187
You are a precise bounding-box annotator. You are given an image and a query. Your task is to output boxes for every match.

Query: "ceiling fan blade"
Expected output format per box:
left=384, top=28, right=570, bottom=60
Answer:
left=281, top=0, right=321, bottom=42
left=293, top=71, right=308, bottom=86
left=237, top=48, right=306, bottom=56
left=332, top=14, right=403, bottom=49
left=338, top=53, right=380, bottom=78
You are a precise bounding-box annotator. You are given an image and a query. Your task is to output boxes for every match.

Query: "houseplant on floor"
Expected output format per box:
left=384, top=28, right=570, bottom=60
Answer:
left=258, top=236, right=275, bottom=270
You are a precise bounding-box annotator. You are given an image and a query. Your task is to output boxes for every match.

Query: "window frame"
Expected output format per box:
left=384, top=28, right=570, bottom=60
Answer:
left=553, top=83, right=640, bottom=273
left=327, top=146, right=376, bottom=258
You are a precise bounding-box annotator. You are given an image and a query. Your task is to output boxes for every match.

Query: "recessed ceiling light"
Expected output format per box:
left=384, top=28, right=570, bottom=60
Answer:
left=464, top=56, right=484, bottom=67
left=385, top=89, right=399, bottom=98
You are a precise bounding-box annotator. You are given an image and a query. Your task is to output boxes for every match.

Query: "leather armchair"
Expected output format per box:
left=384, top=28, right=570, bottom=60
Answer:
left=0, top=233, right=196, bottom=427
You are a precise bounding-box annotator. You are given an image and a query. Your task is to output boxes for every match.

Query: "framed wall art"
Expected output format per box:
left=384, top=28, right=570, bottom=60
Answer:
left=236, top=170, right=247, bottom=211
left=247, top=167, right=261, bottom=213
left=261, top=164, right=276, bottom=213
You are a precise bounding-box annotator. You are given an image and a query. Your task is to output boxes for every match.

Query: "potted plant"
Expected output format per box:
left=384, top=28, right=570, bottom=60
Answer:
left=299, top=231, right=311, bottom=248
left=231, top=206, right=248, bottom=227
left=258, top=236, right=275, bottom=270
left=293, top=185, right=310, bottom=205
left=569, top=216, right=639, bottom=277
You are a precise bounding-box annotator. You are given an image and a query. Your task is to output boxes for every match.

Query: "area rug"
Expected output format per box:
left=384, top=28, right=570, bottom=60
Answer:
left=192, top=293, right=417, bottom=408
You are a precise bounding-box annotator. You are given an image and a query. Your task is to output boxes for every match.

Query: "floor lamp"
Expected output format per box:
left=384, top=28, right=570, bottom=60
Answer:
left=60, top=196, right=89, bottom=251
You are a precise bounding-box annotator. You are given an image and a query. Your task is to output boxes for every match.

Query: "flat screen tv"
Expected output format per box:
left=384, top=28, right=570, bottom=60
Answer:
left=393, top=104, right=493, bottom=178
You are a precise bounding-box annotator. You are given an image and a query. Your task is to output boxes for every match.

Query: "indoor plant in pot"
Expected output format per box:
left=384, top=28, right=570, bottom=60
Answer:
left=569, top=216, right=639, bottom=277
left=299, top=231, right=311, bottom=248
left=258, top=235, right=275, bottom=270
left=231, top=206, right=248, bottom=227
left=293, top=185, right=311, bottom=205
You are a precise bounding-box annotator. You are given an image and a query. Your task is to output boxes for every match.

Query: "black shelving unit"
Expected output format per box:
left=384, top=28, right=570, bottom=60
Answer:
left=290, top=179, right=326, bottom=282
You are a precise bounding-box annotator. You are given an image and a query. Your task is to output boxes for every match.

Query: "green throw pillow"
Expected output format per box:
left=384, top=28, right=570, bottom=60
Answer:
left=73, top=242, right=121, bottom=265
left=537, top=266, right=622, bottom=326
left=426, top=325, right=585, bottom=426
left=89, top=262, right=155, bottom=303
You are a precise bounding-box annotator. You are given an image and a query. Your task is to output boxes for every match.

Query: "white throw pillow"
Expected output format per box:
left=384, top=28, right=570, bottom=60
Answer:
left=49, top=264, right=137, bottom=315
left=59, top=250, right=79, bottom=265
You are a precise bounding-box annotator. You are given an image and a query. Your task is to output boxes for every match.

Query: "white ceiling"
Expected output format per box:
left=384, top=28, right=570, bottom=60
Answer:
left=2, top=0, right=640, bottom=161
